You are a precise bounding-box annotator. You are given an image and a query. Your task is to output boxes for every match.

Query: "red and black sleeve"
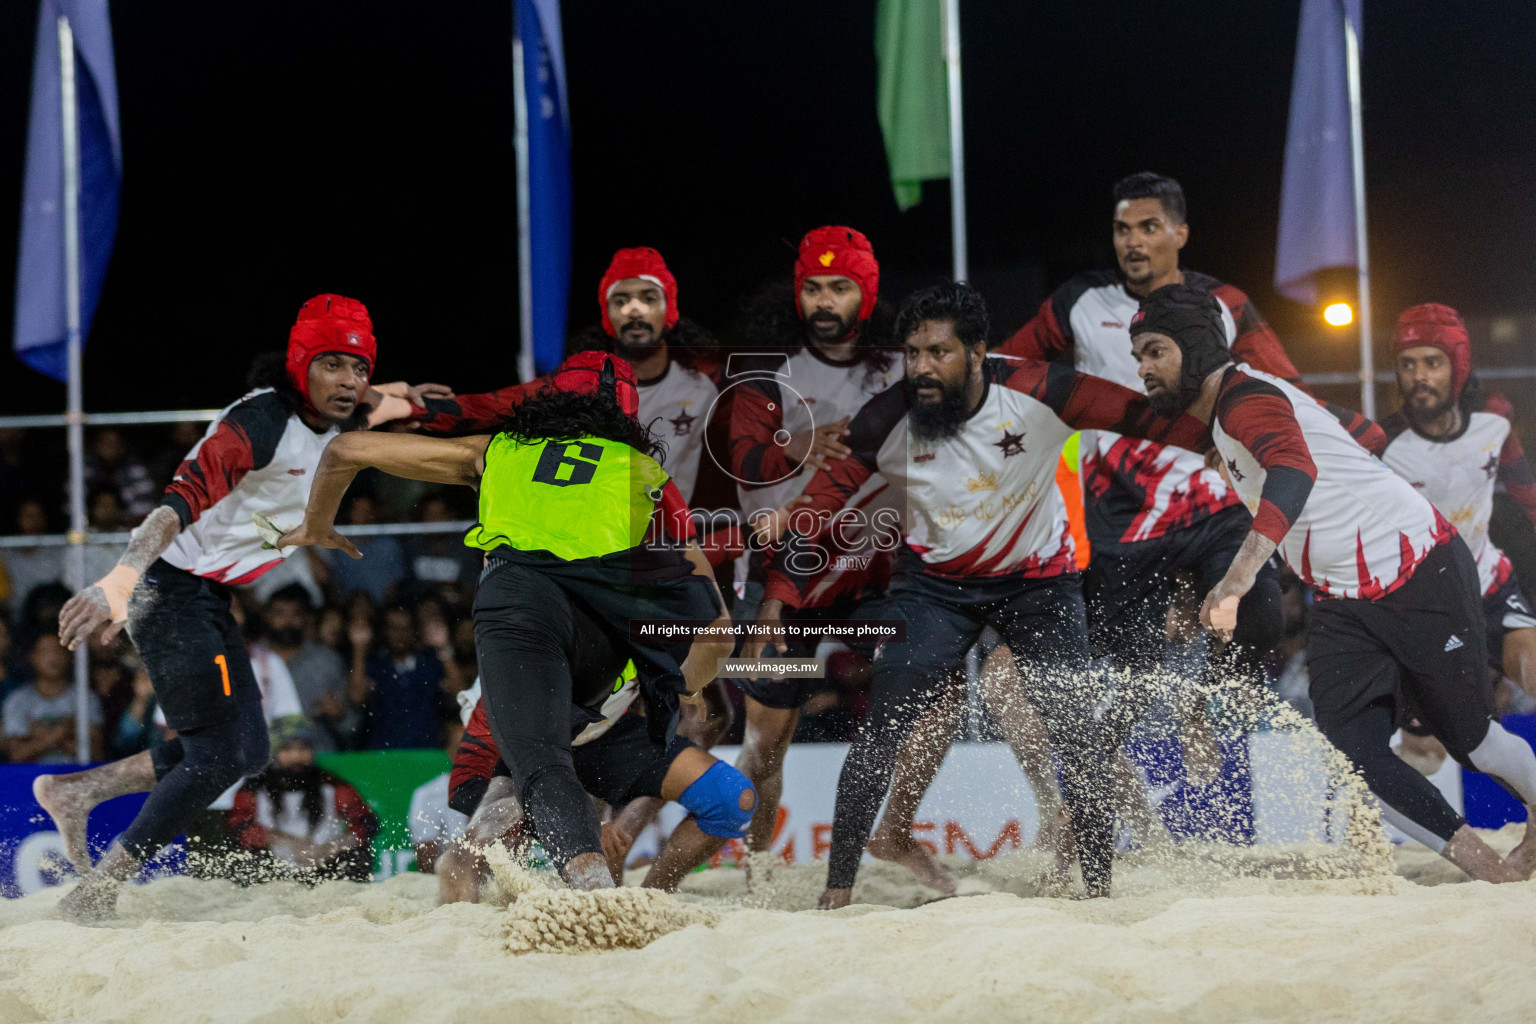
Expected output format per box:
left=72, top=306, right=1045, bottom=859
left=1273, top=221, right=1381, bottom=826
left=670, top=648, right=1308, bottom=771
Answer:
left=996, top=274, right=1101, bottom=363
left=417, top=380, right=541, bottom=436
left=1000, top=358, right=1212, bottom=453
left=1319, top=400, right=1387, bottom=456
left=1487, top=394, right=1536, bottom=529
left=1206, top=280, right=1310, bottom=394
left=160, top=392, right=288, bottom=528
left=1216, top=370, right=1317, bottom=543
left=763, top=385, right=900, bottom=607
left=729, top=376, right=793, bottom=486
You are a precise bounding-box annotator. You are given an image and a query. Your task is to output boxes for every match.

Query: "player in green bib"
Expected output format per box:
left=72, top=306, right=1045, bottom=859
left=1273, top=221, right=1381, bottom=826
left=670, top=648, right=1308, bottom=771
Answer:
left=279, top=353, right=746, bottom=891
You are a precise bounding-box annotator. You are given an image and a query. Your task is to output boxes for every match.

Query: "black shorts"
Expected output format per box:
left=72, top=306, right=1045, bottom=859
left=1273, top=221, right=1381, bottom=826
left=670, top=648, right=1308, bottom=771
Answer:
left=1484, top=571, right=1536, bottom=671
left=877, top=557, right=1089, bottom=681
left=127, top=559, right=262, bottom=732
left=1086, top=504, right=1283, bottom=667
left=737, top=592, right=894, bottom=711
left=1308, top=537, right=1495, bottom=758
left=483, top=547, right=724, bottom=741
left=448, top=715, right=692, bottom=818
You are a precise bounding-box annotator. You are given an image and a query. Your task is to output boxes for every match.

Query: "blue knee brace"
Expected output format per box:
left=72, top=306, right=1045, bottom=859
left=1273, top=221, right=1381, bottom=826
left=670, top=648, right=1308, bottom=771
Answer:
left=679, top=761, right=756, bottom=838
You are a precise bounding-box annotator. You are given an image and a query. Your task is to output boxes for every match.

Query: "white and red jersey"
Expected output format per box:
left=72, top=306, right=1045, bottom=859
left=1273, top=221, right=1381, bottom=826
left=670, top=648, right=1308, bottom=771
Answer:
left=1001, top=269, right=1306, bottom=548
left=1210, top=365, right=1451, bottom=600
left=637, top=361, right=718, bottom=503
left=729, top=346, right=903, bottom=603
left=159, top=389, right=338, bottom=585
left=1379, top=395, right=1536, bottom=596
left=766, top=356, right=1207, bottom=607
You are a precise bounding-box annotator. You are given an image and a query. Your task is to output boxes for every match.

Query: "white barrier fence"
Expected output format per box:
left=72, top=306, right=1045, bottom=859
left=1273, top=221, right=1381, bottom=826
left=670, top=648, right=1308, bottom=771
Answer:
left=644, top=735, right=1459, bottom=868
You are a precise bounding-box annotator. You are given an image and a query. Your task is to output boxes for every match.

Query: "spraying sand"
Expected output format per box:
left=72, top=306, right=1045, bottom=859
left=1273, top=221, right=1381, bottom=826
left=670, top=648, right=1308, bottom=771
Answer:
left=0, top=828, right=1531, bottom=1023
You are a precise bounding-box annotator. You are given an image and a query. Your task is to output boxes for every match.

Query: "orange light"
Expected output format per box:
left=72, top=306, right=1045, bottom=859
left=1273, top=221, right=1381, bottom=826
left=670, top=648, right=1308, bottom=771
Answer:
left=1323, top=302, right=1354, bottom=327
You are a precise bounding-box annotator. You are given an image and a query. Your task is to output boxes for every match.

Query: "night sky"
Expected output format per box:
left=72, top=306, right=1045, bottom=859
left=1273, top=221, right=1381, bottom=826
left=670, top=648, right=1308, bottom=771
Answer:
left=3, top=0, right=1535, bottom=420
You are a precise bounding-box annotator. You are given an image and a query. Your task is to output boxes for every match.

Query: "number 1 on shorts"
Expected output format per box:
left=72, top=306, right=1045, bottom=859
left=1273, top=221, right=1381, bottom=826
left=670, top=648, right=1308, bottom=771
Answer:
left=215, top=654, right=230, bottom=696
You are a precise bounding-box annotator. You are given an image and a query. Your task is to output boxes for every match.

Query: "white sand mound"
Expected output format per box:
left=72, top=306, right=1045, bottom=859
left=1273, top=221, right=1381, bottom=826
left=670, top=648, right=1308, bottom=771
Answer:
left=0, top=830, right=1532, bottom=1023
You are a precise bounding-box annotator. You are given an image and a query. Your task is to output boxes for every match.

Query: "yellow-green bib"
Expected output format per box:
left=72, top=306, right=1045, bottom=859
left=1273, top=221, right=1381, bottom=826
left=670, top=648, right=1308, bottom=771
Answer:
left=465, top=434, right=670, bottom=561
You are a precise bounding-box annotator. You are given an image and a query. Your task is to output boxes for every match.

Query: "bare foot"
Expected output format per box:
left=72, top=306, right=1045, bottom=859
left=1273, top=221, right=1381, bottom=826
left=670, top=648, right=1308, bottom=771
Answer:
left=1031, top=807, right=1075, bottom=891
left=1444, top=824, right=1524, bottom=883
left=1505, top=815, right=1536, bottom=879
left=867, top=832, right=956, bottom=896
left=56, top=875, right=120, bottom=923
left=33, top=774, right=93, bottom=873
left=817, top=887, right=851, bottom=910
left=562, top=852, right=617, bottom=891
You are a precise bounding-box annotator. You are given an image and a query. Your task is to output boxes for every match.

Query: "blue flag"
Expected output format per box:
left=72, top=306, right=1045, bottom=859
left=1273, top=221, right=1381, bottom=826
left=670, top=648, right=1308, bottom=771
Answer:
left=1274, top=0, right=1362, bottom=304
left=516, top=0, right=572, bottom=376
left=13, top=0, right=122, bottom=381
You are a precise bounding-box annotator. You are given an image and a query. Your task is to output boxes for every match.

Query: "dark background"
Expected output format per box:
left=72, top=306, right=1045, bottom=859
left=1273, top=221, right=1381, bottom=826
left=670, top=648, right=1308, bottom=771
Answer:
left=3, top=0, right=1535, bottom=418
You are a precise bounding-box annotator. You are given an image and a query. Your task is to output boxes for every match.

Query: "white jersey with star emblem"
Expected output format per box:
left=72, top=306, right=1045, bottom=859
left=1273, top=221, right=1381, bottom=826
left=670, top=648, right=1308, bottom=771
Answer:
left=765, top=356, right=1209, bottom=603
left=1380, top=410, right=1514, bottom=595
left=637, top=361, right=718, bottom=503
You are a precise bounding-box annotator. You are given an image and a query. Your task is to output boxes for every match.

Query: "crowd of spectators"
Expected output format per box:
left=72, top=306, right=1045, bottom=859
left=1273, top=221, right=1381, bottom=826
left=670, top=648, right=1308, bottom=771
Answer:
left=0, top=424, right=480, bottom=767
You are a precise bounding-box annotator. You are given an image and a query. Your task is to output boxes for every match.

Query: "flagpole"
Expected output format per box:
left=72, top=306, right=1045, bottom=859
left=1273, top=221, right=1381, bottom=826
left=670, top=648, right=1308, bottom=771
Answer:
left=943, top=0, right=967, bottom=283
left=1343, top=12, right=1372, bottom=418
left=512, top=27, right=534, bottom=385
left=58, top=15, right=91, bottom=764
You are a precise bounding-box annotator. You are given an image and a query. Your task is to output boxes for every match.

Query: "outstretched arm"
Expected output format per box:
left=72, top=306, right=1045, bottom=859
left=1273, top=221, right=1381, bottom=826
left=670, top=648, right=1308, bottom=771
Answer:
left=58, top=505, right=181, bottom=651
left=277, top=432, right=491, bottom=557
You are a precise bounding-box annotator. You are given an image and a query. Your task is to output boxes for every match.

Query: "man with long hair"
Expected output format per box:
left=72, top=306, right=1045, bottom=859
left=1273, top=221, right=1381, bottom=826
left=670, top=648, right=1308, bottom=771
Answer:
left=397, top=248, right=739, bottom=749
left=655, top=226, right=905, bottom=887
left=1379, top=304, right=1536, bottom=703
left=277, top=352, right=746, bottom=891
left=39, top=295, right=435, bottom=920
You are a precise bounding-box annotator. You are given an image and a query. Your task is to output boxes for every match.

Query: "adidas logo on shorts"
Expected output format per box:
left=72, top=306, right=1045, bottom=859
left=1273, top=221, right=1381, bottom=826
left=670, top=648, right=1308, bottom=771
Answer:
left=1444, top=635, right=1464, bottom=652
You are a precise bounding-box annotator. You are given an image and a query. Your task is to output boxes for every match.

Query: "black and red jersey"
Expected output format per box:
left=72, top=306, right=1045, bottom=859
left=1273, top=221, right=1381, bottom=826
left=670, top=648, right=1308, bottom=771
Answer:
left=1209, top=365, right=1449, bottom=600
left=1000, top=269, right=1305, bottom=549
left=159, top=389, right=339, bottom=585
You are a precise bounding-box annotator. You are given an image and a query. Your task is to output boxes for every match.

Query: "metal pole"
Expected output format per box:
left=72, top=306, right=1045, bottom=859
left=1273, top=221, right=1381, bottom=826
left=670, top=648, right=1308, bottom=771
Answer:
left=513, top=27, right=535, bottom=385
left=59, top=16, right=92, bottom=764
left=943, top=0, right=967, bottom=283
left=1343, top=13, right=1373, bottom=418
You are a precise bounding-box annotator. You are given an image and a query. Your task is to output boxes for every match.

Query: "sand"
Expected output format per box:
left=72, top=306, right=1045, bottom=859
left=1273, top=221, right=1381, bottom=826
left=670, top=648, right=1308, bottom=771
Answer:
left=0, top=828, right=1532, bottom=1024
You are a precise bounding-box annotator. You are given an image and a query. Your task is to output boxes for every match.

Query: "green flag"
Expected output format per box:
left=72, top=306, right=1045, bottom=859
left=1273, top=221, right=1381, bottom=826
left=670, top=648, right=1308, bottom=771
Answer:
left=876, top=0, right=951, bottom=211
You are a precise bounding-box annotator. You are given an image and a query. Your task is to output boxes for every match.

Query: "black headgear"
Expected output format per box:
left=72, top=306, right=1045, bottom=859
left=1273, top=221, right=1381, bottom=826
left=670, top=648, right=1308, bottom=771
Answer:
left=1128, top=283, right=1231, bottom=400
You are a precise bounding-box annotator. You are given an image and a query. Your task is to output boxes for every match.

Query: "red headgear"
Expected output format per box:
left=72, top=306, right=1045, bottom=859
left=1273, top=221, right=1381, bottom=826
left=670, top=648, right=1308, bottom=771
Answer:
left=795, top=225, right=879, bottom=322
left=599, top=248, right=679, bottom=337
left=550, top=350, right=640, bottom=417
left=1393, top=303, right=1470, bottom=398
left=286, top=294, right=377, bottom=404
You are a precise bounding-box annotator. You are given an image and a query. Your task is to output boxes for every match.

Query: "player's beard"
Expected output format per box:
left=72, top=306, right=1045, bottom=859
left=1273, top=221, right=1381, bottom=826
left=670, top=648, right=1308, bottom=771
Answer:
left=1145, top=373, right=1193, bottom=418
left=615, top=320, right=662, bottom=355
left=907, top=374, right=970, bottom=443
left=1402, top=383, right=1454, bottom=428
left=1147, top=388, right=1192, bottom=418
left=806, top=309, right=855, bottom=344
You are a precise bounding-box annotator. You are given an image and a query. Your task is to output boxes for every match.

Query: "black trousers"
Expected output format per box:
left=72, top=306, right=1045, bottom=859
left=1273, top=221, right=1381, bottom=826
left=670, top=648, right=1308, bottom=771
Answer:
left=120, top=561, right=270, bottom=862
left=472, top=552, right=720, bottom=870
left=1088, top=505, right=1284, bottom=749
left=826, top=564, right=1114, bottom=893
left=1308, top=537, right=1494, bottom=842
